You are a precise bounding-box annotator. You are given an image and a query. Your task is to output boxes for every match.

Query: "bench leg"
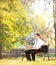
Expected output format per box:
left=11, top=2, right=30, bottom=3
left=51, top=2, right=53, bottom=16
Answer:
left=22, top=54, right=25, bottom=61
left=22, top=56, right=23, bottom=61
left=43, top=53, right=50, bottom=61
left=22, top=54, right=24, bottom=61
left=43, top=54, right=45, bottom=60
left=47, top=53, right=50, bottom=61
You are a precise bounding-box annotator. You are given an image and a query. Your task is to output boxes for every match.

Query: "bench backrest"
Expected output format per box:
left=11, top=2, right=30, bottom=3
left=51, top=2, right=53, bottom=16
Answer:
left=41, top=45, right=49, bottom=53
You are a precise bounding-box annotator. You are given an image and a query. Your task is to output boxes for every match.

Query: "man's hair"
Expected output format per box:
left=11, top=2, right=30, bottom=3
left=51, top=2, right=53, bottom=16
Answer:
left=36, top=33, right=40, bottom=36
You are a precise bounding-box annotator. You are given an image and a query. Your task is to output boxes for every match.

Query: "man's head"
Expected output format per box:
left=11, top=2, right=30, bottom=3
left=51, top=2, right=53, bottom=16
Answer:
left=35, top=33, right=40, bottom=40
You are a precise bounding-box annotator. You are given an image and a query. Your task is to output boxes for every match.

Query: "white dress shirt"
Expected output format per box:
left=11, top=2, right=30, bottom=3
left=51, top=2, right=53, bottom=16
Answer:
left=33, top=38, right=45, bottom=49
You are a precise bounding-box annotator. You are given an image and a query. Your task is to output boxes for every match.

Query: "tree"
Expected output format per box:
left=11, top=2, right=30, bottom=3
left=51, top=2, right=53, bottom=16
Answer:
left=53, top=0, right=56, bottom=57
left=0, top=0, right=32, bottom=58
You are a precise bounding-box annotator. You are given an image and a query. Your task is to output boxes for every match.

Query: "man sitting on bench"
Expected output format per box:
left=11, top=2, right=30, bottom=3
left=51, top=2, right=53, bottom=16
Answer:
left=25, top=33, right=46, bottom=61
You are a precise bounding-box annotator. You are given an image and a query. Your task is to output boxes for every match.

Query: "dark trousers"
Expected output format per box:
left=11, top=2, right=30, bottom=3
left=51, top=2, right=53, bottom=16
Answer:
left=25, top=49, right=41, bottom=61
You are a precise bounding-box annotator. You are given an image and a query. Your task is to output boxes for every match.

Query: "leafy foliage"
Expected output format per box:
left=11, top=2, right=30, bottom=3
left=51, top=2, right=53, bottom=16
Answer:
left=0, top=0, right=32, bottom=50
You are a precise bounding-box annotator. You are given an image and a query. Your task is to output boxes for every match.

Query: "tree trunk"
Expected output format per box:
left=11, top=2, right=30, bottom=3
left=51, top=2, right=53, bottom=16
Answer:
left=53, top=0, right=56, bottom=58
left=0, top=44, right=2, bottom=59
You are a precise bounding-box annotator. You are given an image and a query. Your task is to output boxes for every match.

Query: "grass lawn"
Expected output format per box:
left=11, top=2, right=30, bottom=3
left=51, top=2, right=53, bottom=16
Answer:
left=0, top=58, right=56, bottom=65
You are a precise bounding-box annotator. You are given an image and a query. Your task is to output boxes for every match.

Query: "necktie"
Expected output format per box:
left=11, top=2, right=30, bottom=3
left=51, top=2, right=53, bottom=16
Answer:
left=35, top=40, right=38, bottom=47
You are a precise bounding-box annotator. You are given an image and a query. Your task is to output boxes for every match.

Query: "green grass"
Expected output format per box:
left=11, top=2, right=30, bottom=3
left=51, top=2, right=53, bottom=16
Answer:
left=0, top=58, right=56, bottom=65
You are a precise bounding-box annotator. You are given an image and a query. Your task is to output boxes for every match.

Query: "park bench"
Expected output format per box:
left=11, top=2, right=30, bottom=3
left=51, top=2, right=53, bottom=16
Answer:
left=21, top=44, right=50, bottom=61
left=1, top=44, right=50, bottom=61
left=36, top=44, right=50, bottom=60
